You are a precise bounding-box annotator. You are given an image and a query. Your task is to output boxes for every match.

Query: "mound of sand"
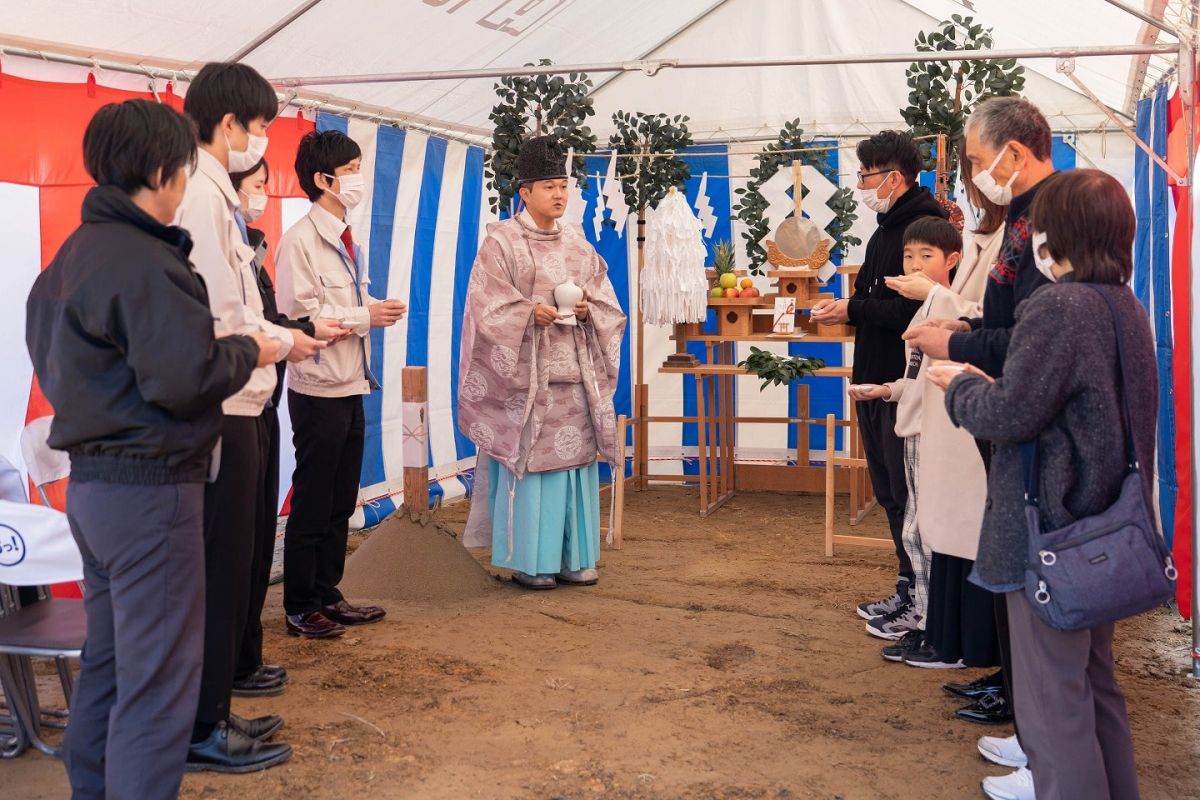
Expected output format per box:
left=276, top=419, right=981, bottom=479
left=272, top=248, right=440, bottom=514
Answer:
left=340, top=510, right=500, bottom=604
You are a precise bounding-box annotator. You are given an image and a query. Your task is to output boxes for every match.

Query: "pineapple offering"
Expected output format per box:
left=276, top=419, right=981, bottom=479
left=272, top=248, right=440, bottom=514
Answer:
left=708, top=240, right=758, bottom=299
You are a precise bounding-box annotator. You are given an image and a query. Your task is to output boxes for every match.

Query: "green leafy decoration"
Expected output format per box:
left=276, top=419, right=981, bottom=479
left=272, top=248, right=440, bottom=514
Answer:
left=606, top=111, right=693, bottom=217
left=732, top=118, right=860, bottom=274
left=738, top=346, right=827, bottom=392
left=487, top=60, right=597, bottom=215
left=901, top=15, right=1026, bottom=185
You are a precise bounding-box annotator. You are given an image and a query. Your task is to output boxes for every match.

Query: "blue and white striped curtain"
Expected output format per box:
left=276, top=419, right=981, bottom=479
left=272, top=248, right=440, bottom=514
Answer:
left=1133, top=86, right=1179, bottom=549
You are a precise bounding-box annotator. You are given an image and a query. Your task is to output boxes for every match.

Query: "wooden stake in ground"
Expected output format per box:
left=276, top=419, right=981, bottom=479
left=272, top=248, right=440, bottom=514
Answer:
left=341, top=363, right=498, bottom=603
left=401, top=366, right=430, bottom=519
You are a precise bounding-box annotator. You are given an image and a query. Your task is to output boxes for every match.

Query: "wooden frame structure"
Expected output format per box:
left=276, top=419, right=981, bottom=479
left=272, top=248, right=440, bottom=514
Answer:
left=823, top=414, right=889, bottom=556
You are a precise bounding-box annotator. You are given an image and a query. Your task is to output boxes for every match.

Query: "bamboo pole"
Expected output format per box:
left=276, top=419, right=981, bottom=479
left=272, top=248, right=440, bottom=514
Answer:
left=824, top=413, right=836, bottom=556
left=791, top=159, right=803, bottom=217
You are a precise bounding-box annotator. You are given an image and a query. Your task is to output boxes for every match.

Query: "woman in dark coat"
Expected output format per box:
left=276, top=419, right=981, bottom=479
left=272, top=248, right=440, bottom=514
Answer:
left=931, top=169, right=1158, bottom=800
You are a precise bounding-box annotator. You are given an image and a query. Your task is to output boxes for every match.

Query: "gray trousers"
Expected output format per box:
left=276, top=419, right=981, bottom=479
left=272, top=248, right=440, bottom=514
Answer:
left=64, top=481, right=206, bottom=800
left=1006, top=592, right=1140, bottom=800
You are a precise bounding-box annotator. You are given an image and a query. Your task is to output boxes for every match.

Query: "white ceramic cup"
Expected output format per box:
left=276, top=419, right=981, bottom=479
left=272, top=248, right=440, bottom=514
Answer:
left=554, top=280, right=583, bottom=326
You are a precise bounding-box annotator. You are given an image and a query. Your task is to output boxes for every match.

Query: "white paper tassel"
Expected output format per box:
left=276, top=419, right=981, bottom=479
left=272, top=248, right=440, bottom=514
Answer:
left=602, top=152, right=629, bottom=235
left=641, top=190, right=709, bottom=326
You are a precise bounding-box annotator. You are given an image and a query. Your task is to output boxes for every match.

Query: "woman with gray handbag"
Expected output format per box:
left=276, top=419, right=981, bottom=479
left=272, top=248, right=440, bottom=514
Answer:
left=929, top=169, right=1175, bottom=800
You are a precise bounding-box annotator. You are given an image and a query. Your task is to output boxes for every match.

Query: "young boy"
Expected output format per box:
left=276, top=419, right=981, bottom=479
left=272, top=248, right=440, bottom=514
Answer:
left=848, top=217, right=960, bottom=646
left=275, top=130, right=406, bottom=638
left=176, top=61, right=325, bottom=772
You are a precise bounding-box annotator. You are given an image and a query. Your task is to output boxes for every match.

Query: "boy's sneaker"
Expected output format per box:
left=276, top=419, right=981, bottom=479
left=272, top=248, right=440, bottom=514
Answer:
left=865, top=603, right=921, bottom=640
left=880, top=630, right=924, bottom=662
left=981, top=767, right=1036, bottom=800
left=856, top=591, right=907, bottom=620
left=902, top=641, right=965, bottom=669
left=977, top=734, right=1028, bottom=769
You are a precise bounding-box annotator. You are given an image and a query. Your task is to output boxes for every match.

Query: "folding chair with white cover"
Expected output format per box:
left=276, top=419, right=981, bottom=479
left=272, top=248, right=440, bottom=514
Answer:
left=0, top=454, right=85, bottom=758
left=21, top=415, right=70, bottom=507
left=17, top=414, right=80, bottom=717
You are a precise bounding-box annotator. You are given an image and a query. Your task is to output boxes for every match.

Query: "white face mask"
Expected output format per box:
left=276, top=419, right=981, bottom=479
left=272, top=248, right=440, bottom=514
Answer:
left=972, top=147, right=1019, bottom=206
left=1032, top=231, right=1057, bottom=282
left=324, top=172, right=365, bottom=209
left=240, top=190, right=268, bottom=223
left=225, top=122, right=269, bottom=174
left=859, top=170, right=896, bottom=214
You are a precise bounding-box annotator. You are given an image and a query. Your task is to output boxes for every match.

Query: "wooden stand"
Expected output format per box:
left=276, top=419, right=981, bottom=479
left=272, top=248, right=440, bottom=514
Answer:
left=612, top=160, right=872, bottom=544
left=823, top=412, right=884, bottom=555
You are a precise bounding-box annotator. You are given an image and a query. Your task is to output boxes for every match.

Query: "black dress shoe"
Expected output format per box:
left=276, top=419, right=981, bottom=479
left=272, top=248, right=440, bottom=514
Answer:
left=186, top=722, right=292, bottom=773
left=231, top=667, right=285, bottom=697
left=260, top=663, right=288, bottom=683
left=227, top=712, right=284, bottom=741
left=321, top=600, right=386, bottom=626
left=286, top=611, right=345, bottom=639
left=955, top=691, right=1013, bottom=725
left=943, top=669, right=1005, bottom=700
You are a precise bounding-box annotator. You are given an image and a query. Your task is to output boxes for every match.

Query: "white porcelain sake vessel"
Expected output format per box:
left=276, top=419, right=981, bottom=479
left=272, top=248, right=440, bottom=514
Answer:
left=553, top=280, right=584, bottom=326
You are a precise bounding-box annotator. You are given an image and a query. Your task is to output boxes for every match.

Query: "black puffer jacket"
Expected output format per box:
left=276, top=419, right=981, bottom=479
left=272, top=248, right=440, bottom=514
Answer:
left=25, top=185, right=259, bottom=484
left=846, top=184, right=948, bottom=384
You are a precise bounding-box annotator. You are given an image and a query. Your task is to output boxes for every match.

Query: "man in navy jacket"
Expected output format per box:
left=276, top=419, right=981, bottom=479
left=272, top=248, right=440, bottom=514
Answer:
left=25, top=99, right=277, bottom=800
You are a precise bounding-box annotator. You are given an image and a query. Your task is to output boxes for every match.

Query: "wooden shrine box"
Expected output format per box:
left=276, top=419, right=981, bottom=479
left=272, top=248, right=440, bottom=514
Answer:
left=768, top=268, right=818, bottom=301
left=707, top=297, right=771, bottom=337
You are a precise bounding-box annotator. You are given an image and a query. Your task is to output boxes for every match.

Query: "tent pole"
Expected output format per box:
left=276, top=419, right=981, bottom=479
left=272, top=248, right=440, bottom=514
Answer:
left=588, top=0, right=735, bottom=96
left=1103, top=0, right=1180, bottom=37
left=269, top=43, right=1179, bottom=88
left=0, top=45, right=490, bottom=145
left=228, top=0, right=325, bottom=63
left=1060, top=63, right=1186, bottom=182
left=1121, top=0, right=1171, bottom=117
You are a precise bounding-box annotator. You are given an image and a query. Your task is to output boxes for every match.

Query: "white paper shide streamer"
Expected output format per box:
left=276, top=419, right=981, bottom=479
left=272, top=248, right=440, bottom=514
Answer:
left=641, top=189, right=708, bottom=325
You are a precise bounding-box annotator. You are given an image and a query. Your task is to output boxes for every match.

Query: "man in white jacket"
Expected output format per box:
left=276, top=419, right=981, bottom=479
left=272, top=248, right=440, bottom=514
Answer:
left=275, top=130, right=406, bottom=638
left=175, top=62, right=325, bottom=774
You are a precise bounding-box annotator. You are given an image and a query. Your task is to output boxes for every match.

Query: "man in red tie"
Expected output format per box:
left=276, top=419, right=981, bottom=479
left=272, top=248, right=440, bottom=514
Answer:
left=275, top=130, right=407, bottom=638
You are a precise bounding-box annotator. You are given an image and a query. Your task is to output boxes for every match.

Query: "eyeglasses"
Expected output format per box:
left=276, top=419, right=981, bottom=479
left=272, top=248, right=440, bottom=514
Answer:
left=856, top=169, right=892, bottom=183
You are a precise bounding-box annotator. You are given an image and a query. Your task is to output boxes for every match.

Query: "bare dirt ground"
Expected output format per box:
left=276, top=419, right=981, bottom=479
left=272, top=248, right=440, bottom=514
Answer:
left=9, top=487, right=1199, bottom=799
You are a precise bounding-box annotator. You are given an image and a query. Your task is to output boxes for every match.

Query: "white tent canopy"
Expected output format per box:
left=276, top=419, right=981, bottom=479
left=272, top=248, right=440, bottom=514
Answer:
left=0, top=0, right=1185, bottom=141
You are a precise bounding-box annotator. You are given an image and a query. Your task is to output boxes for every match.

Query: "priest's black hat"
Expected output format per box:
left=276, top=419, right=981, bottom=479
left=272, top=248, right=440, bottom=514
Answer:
left=517, top=135, right=568, bottom=184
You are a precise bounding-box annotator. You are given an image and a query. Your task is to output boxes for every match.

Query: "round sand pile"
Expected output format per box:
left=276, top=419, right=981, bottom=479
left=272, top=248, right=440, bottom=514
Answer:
left=340, top=512, right=500, bottom=604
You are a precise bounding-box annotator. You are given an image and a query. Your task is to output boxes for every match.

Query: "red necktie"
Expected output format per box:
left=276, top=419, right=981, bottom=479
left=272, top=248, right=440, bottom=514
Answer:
left=340, top=226, right=356, bottom=266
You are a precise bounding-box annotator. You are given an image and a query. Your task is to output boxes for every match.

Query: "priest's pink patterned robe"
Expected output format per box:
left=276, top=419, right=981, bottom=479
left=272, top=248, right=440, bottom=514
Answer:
left=458, top=214, right=625, bottom=548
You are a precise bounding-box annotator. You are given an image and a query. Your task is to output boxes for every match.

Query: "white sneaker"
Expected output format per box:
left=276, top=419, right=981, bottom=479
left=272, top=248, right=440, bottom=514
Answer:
left=982, top=767, right=1036, bottom=800
left=978, top=734, right=1028, bottom=768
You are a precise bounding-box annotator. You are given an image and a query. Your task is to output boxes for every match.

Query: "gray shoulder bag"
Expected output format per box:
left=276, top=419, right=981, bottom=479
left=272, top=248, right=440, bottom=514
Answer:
left=1019, top=286, right=1177, bottom=631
